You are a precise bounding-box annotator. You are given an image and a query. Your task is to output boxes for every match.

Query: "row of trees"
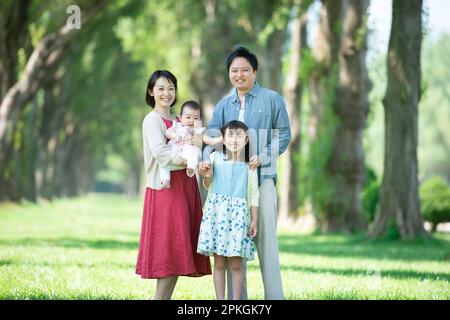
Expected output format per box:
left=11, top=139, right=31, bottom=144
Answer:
left=0, top=0, right=143, bottom=201
left=279, top=0, right=427, bottom=238
left=0, top=0, right=433, bottom=239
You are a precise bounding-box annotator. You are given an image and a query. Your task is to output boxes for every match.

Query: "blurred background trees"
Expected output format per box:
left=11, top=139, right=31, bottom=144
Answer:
left=0, top=0, right=449, bottom=239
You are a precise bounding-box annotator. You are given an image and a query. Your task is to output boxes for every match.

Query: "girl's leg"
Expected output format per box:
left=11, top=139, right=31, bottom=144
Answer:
left=154, top=276, right=178, bottom=300
left=229, top=257, right=244, bottom=300
left=213, top=255, right=227, bottom=300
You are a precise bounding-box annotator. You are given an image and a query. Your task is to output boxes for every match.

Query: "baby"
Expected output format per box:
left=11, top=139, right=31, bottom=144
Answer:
left=160, top=100, right=222, bottom=189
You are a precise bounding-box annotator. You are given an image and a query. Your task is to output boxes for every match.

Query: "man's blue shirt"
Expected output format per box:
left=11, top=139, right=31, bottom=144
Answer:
left=203, top=82, right=291, bottom=185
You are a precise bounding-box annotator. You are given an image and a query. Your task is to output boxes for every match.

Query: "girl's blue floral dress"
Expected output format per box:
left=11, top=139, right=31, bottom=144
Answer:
left=197, top=152, right=258, bottom=261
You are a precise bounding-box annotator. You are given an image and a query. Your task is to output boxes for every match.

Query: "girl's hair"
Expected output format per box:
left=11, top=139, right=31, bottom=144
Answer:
left=180, top=100, right=203, bottom=119
left=226, top=46, right=258, bottom=72
left=145, top=70, right=178, bottom=108
left=221, top=120, right=250, bottom=163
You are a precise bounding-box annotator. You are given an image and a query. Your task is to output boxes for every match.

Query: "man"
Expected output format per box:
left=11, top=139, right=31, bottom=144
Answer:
left=199, top=46, right=291, bottom=300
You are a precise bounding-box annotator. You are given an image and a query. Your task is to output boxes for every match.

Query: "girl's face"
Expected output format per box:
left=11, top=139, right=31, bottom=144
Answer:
left=149, top=77, right=176, bottom=108
left=180, top=107, right=202, bottom=128
left=223, top=128, right=248, bottom=154
left=229, top=57, right=256, bottom=94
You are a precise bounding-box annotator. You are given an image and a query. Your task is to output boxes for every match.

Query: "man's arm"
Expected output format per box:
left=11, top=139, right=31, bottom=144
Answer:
left=202, top=100, right=225, bottom=161
left=203, top=134, right=223, bottom=146
left=259, top=93, right=291, bottom=166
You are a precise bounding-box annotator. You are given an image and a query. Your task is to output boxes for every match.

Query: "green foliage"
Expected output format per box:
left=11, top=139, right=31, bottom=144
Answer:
left=361, top=166, right=380, bottom=223
left=307, top=64, right=340, bottom=219
left=298, top=48, right=316, bottom=82
left=384, top=220, right=401, bottom=241
left=365, top=33, right=450, bottom=181
left=257, top=0, right=293, bottom=45
left=420, top=176, right=450, bottom=231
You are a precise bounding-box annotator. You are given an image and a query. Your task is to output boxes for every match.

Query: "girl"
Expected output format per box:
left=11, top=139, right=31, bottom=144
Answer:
left=197, top=120, right=259, bottom=300
left=135, top=70, right=211, bottom=300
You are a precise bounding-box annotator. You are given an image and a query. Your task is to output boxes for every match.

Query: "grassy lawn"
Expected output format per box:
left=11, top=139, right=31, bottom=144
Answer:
left=0, top=193, right=449, bottom=300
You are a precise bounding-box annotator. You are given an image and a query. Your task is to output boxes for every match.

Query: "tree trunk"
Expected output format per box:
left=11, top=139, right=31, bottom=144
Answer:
left=23, top=96, right=38, bottom=202
left=279, top=4, right=308, bottom=222
left=0, top=0, right=31, bottom=99
left=309, top=0, right=343, bottom=140
left=370, top=0, right=428, bottom=239
left=37, top=72, right=69, bottom=200
left=325, top=0, right=371, bottom=233
left=259, top=29, right=286, bottom=92
left=0, top=0, right=106, bottom=201
left=189, top=0, right=233, bottom=123
left=308, top=0, right=344, bottom=231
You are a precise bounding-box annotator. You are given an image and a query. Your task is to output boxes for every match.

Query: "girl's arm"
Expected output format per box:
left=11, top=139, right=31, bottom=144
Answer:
left=203, top=169, right=212, bottom=189
left=248, top=169, right=260, bottom=207
left=247, top=169, right=259, bottom=238
left=248, top=206, right=258, bottom=238
left=201, top=152, right=215, bottom=189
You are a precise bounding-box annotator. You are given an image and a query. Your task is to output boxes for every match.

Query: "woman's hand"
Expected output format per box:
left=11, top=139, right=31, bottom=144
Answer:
left=173, top=155, right=187, bottom=166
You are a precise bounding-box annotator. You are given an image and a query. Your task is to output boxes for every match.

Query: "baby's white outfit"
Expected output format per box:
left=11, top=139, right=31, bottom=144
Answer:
left=160, top=121, right=205, bottom=187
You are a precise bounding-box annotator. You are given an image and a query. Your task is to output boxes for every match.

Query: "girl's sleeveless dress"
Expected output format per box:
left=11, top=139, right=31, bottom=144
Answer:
left=197, top=152, right=255, bottom=261
left=136, top=117, right=212, bottom=279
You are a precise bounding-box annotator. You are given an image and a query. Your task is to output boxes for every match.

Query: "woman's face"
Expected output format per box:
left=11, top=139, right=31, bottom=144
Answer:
left=149, top=77, right=176, bottom=108
left=228, top=57, right=256, bottom=94
left=223, top=128, right=248, bottom=154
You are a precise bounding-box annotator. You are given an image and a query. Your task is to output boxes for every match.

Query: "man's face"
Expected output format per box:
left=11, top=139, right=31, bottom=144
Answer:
left=228, top=57, right=256, bottom=94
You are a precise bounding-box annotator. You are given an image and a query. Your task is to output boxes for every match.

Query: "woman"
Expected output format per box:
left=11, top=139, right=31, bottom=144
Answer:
left=136, top=70, right=211, bottom=300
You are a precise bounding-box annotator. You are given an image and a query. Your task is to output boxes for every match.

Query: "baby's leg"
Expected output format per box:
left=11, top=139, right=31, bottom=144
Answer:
left=183, top=145, right=201, bottom=177
left=160, top=167, right=171, bottom=189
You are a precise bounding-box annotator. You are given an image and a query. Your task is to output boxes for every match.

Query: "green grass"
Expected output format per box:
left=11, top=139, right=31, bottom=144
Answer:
left=0, top=193, right=449, bottom=300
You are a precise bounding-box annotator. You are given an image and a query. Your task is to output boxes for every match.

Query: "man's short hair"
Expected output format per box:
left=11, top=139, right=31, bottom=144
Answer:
left=226, top=46, right=258, bottom=72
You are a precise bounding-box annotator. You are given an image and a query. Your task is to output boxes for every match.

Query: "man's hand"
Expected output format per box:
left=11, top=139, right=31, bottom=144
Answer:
left=248, top=155, right=261, bottom=170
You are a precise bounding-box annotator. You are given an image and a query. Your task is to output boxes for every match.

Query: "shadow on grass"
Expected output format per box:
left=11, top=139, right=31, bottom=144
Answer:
left=247, top=264, right=450, bottom=282
left=0, top=237, right=139, bottom=250
left=277, top=234, right=450, bottom=262
left=0, top=258, right=134, bottom=269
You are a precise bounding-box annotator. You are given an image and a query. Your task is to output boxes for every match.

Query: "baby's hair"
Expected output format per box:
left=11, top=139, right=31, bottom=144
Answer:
left=221, top=120, right=250, bottom=163
left=180, top=100, right=203, bottom=119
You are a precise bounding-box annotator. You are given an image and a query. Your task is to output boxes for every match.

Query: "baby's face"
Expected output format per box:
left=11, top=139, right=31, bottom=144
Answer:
left=180, top=107, right=202, bottom=128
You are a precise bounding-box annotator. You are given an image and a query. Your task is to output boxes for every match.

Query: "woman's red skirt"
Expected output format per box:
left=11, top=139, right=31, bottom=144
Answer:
left=136, top=170, right=211, bottom=279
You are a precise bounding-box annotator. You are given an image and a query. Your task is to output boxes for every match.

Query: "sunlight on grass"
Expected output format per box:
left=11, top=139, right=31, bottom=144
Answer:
left=0, top=194, right=449, bottom=300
